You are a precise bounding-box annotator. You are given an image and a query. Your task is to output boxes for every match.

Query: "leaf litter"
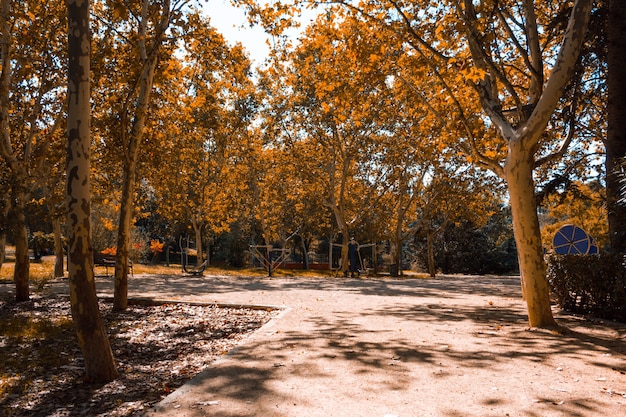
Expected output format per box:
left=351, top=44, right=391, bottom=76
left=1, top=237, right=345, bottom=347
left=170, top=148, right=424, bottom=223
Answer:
left=0, top=293, right=277, bottom=416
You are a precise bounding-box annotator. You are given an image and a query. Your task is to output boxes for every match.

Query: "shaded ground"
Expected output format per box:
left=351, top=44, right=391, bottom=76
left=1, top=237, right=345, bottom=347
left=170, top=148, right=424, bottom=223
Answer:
left=139, top=274, right=626, bottom=417
left=0, top=293, right=276, bottom=416
left=2, top=274, right=626, bottom=416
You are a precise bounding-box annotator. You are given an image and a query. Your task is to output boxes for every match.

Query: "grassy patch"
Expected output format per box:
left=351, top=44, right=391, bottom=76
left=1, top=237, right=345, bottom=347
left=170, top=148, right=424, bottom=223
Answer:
left=0, top=257, right=338, bottom=282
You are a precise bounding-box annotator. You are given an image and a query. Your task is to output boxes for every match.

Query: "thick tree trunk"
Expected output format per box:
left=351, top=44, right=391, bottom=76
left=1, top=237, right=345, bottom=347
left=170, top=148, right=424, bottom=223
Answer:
left=606, top=0, right=626, bottom=254
left=505, top=144, right=557, bottom=328
left=13, top=191, right=29, bottom=301
left=53, top=215, right=64, bottom=277
left=67, top=0, right=118, bottom=383
left=330, top=206, right=350, bottom=275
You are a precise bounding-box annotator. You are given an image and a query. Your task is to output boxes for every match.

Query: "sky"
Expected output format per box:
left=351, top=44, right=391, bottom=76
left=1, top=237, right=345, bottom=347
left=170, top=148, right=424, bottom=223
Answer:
left=203, top=1, right=271, bottom=64
left=202, top=0, right=320, bottom=66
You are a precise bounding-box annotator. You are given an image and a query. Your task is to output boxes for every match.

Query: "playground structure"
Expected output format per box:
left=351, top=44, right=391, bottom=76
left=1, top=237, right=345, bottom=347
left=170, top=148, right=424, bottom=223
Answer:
left=179, top=235, right=207, bottom=275
left=331, top=240, right=377, bottom=277
left=247, top=239, right=381, bottom=277
left=249, top=245, right=291, bottom=277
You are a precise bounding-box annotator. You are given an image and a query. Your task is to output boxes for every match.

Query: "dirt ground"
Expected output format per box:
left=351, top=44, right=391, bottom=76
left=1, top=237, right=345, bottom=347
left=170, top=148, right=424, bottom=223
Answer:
left=0, top=293, right=276, bottom=416
left=4, top=273, right=626, bottom=416
left=122, top=273, right=626, bottom=417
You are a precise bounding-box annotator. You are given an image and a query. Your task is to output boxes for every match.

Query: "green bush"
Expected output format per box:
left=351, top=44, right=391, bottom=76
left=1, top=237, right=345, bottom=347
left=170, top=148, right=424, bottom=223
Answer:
left=547, top=253, right=626, bottom=322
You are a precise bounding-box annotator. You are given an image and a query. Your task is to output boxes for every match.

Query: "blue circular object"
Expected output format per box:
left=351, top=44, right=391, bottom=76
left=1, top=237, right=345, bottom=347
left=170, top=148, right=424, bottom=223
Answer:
left=552, top=224, right=597, bottom=255
left=553, top=224, right=591, bottom=255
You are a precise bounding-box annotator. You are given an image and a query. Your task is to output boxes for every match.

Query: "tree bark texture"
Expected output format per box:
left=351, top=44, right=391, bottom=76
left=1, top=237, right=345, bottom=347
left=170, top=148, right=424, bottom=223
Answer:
left=67, top=0, right=118, bottom=383
left=606, top=0, right=626, bottom=254
left=0, top=192, right=8, bottom=272
left=53, top=215, right=65, bottom=277
left=504, top=143, right=557, bottom=328
left=113, top=163, right=135, bottom=311
left=12, top=191, right=29, bottom=301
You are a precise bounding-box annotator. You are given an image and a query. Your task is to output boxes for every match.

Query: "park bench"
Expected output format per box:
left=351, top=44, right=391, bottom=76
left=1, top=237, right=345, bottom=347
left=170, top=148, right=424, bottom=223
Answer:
left=93, top=253, right=133, bottom=277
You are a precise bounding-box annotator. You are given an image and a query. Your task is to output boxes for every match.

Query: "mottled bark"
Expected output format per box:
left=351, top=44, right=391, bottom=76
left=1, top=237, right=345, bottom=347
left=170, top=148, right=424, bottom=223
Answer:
left=67, top=0, right=118, bottom=383
left=329, top=206, right=350, bottom=275
left=301, top=237, right=309, bottom=270
left=606, top=0, right=626, bottom=254
left=52, top=215, right=65, bottom=277
left=505, top=143, right=557, bottom=328
left=340, top=231, right=349, bottom=275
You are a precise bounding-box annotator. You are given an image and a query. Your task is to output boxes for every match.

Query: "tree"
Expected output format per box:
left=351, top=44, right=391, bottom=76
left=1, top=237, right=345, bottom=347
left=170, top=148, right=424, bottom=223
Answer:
left=0, top=165, right=9, bottom=272
left=90, top=0, right=186, bottom=310
left=606, top=0, right=626, bottom=253
left=261, top=12, right=406, bottom=275
left=410, top=164, right=502, bottom=277
left=66, top=0, right=118, bottom=383
left=253, top=0, right=594, bottom=327
left=349, top=0, right=592, bottom=327
left=144, top=14, right=256, bottom=267
left=1, top=0, right=67, bottom=301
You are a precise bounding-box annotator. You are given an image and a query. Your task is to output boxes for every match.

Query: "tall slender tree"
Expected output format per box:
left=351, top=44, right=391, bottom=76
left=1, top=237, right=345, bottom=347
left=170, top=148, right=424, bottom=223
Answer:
left=1, top=0, right=67, bottom=300
left=66, top=0, right=118, bottom=382
left=606, top=0, right=626, bottom=253
left=90, top=0, right=184, bottom=310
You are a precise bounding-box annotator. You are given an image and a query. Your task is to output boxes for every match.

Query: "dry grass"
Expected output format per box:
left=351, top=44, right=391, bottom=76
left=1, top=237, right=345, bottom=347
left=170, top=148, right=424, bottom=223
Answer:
left=0, top=254, right=338, bottom=284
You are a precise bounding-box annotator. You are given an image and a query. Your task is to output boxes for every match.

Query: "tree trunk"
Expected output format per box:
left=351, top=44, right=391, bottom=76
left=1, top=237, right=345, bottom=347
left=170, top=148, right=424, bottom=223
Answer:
left=12, top=191, right=29, bottom=301
left=113, top=164, right=135, bottom=311
left=606, top=0, right=626, bottom=254
left=191, top=216, right=203, bottom=266
left=504, top=144, right=557, bottom=328
left=66, top=0, right=118, bottom=383
left=301, top=237, right=309, bottom=270
left=340, top=231, right=349, bottom=276
left=0, top=193, right=8, bottom=272
left=113, top=0, right=169, bottom=309
left=0, top=232, right=5, bottom=273
left=327, top=203, right=351, bottom=275
left=390, top=238, right=401, bottom=277
left=427, top=231, right=436, bottom=278
left=53, top=215, right=64, bottom=277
